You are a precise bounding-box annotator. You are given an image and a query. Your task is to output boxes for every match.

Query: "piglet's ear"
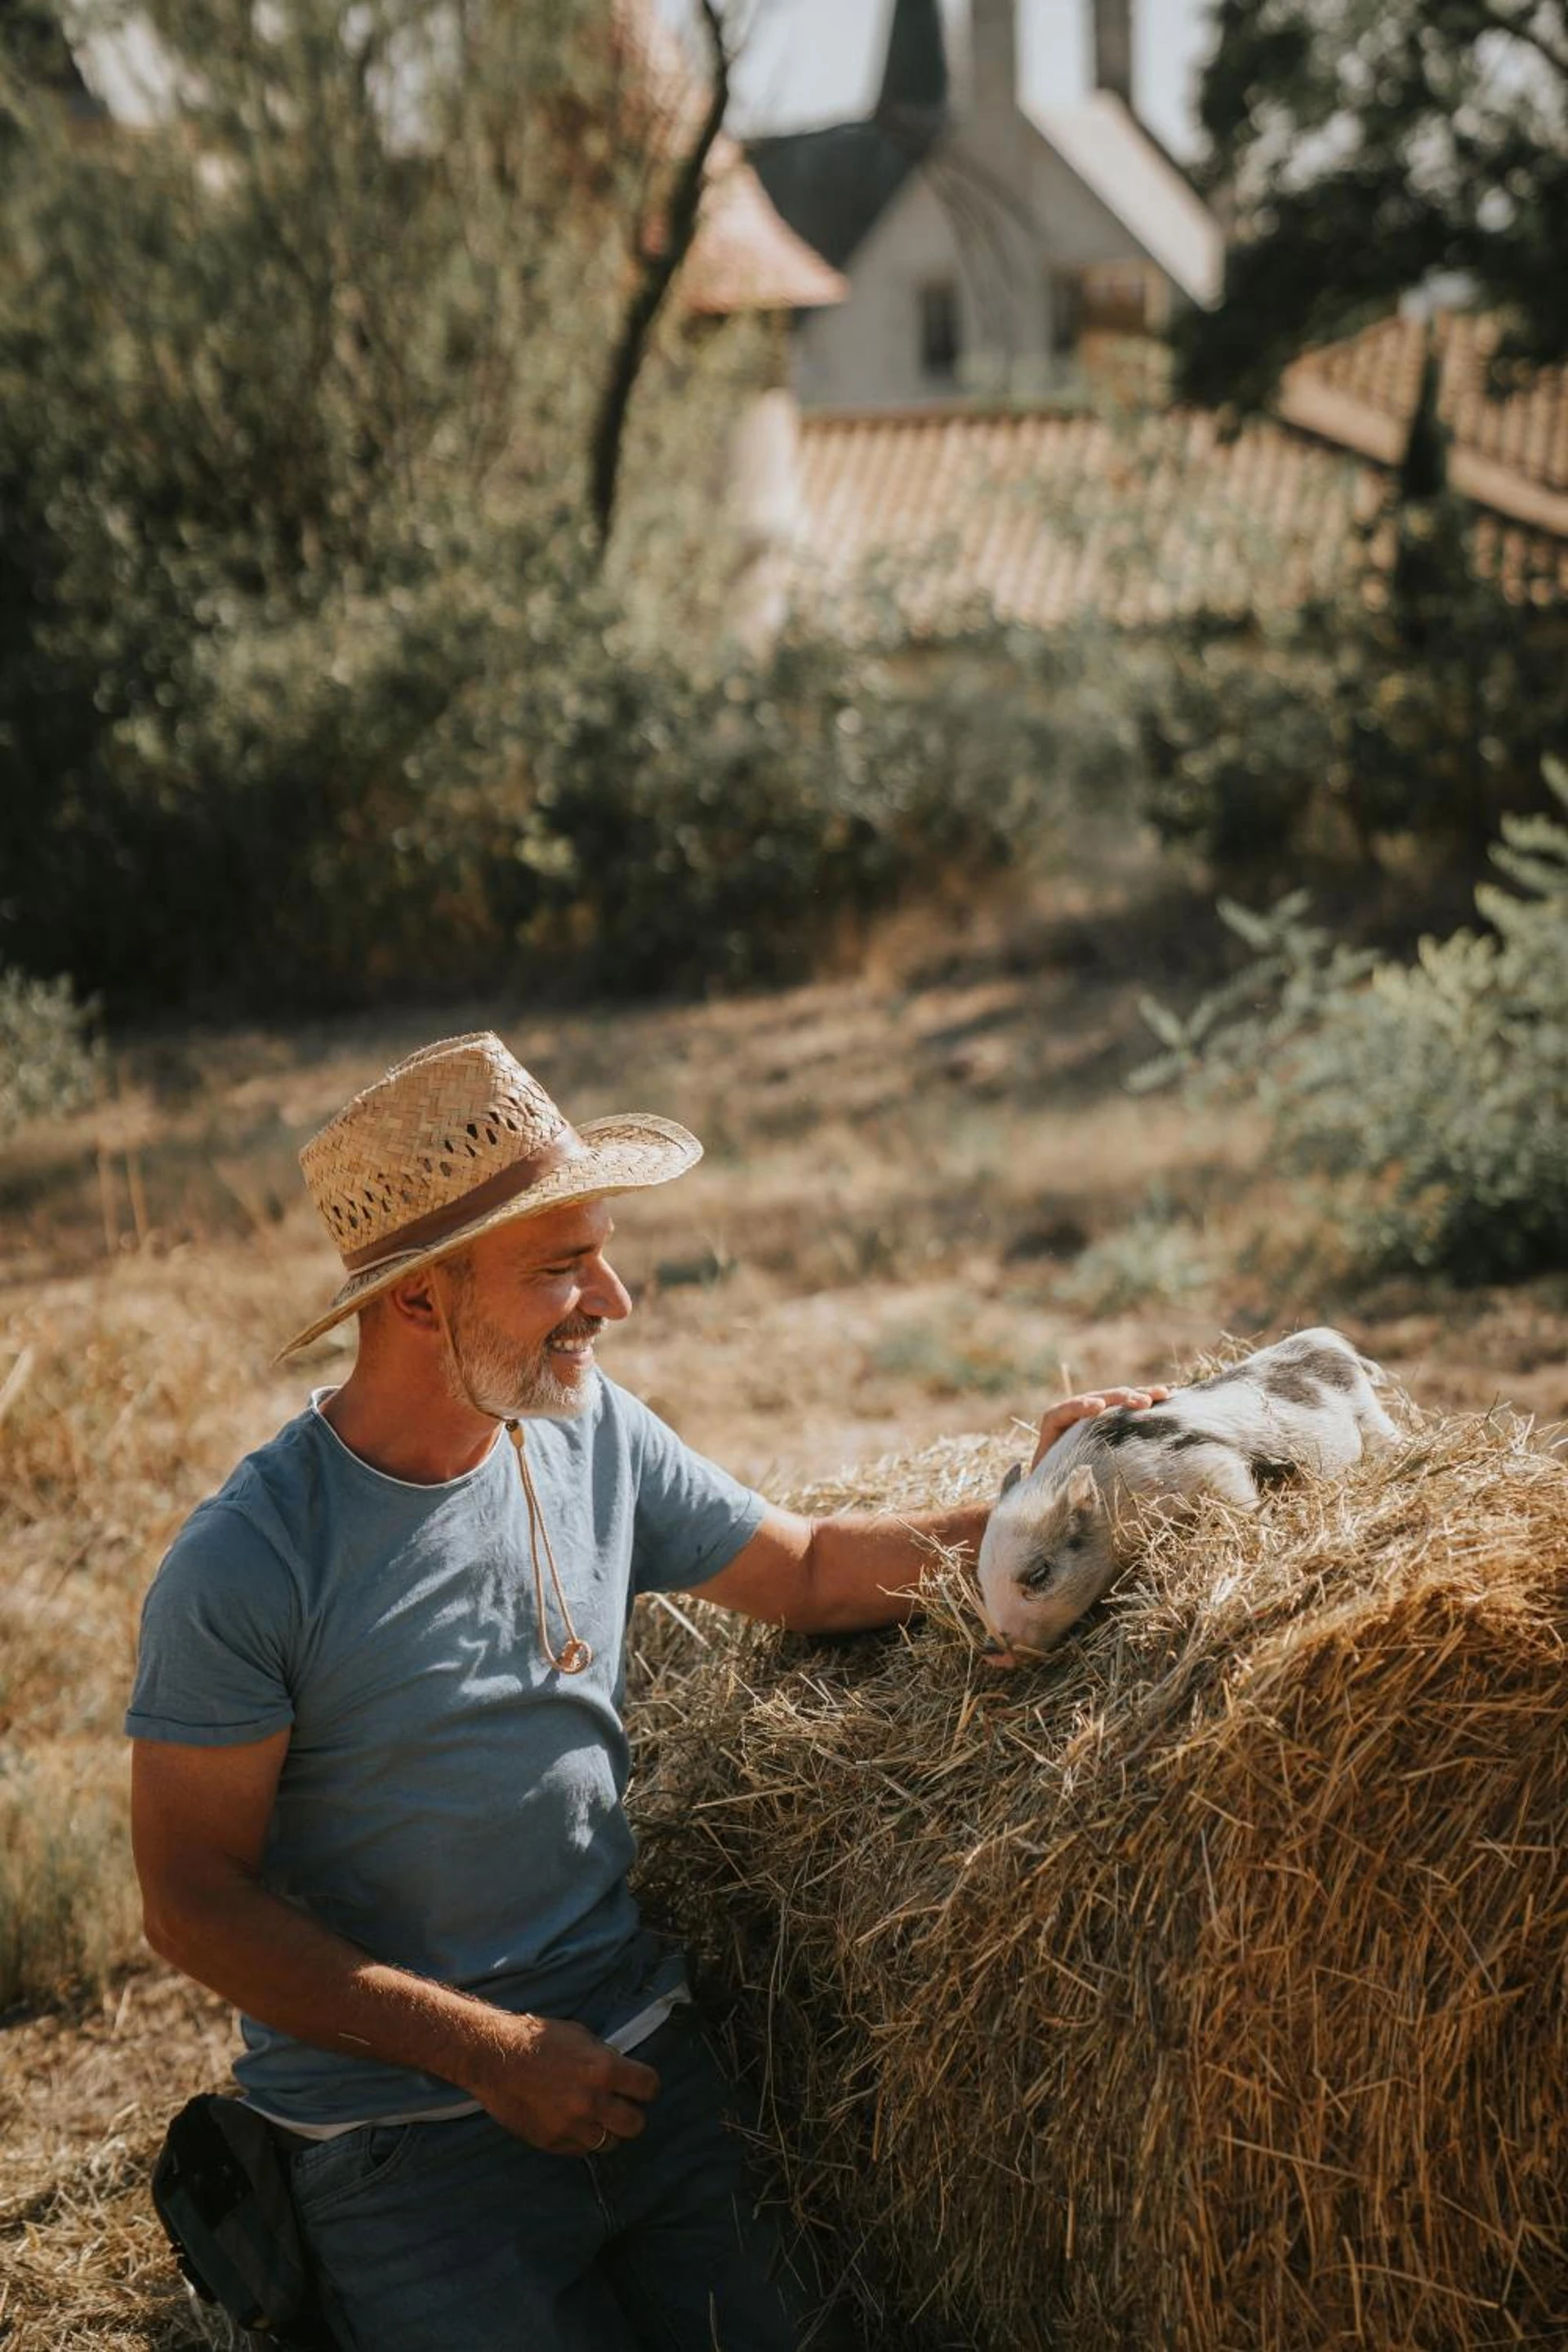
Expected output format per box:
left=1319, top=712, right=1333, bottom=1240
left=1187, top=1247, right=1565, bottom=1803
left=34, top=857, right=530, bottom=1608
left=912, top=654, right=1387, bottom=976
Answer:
left=1000, top=1461, right=1023, bottom=1498
left=1066, top=1463, right=1101, bottom=1513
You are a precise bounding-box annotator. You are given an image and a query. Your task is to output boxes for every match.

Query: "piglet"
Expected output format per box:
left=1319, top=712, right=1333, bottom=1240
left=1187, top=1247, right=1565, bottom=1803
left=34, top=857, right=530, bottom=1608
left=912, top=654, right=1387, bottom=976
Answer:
left=978, top=1328, right=1396, bottom=1657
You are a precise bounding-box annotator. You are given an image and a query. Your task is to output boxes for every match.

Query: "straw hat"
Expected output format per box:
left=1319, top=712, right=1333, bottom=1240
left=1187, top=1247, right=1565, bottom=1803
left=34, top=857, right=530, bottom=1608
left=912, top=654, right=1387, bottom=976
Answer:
left=279, top=1031, right=701, bottom=1356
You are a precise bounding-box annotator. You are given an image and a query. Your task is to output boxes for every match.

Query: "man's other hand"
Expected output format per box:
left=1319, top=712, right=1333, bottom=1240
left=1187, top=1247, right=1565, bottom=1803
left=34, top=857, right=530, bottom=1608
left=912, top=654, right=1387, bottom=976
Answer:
left=1030, top=1384, right=1171, bottom=1469
left=469, top=2013, right=660, bottom=2156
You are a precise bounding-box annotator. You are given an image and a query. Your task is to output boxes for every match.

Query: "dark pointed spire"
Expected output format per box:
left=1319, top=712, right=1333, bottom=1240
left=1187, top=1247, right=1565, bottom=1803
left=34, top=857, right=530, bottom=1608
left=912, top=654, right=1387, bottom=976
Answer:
left=875, top=0, right=947, bottom=133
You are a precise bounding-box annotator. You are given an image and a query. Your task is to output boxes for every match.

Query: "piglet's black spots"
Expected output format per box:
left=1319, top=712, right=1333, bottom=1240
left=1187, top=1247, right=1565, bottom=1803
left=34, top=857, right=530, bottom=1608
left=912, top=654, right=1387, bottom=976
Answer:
left=1193, top=1339, right=1364, bottom=1401
left=1089, top=1413, right=1235, bottom=1455
left=1250, top=1456, right=1299, bottom=1489
left=1261, top=1363, right=1324, bottom=1406
left=1296, top=1347, right=1359, bottom=1392
left=1088, top=1410, right=1178, bottom=1450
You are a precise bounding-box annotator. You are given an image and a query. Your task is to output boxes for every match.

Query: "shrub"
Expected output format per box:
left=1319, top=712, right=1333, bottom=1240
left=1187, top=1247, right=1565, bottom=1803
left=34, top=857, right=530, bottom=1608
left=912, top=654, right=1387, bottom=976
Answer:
left=1058, top=1204, right=1214, bottom=1316
left=0, top=968, right=100, bottom=1138
left=0, top=0, right=1126, bottom=1018
left=511, top=626, right=1112, bottom=993
left=1132, top=492, right=1568, bottom=887
left=0, top=0, right=784, bottom=1012
left=1134, top=764, right=1568, bottom=1281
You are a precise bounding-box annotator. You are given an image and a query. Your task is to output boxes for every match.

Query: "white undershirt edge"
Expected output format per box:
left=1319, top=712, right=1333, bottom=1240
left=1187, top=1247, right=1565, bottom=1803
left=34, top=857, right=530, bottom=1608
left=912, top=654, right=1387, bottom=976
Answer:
left=247, top=1982, right=693, bottom=2140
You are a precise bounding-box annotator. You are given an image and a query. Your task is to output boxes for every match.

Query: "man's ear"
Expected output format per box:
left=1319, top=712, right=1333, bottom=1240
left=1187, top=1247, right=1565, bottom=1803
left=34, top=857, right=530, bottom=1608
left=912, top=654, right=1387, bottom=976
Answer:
left=1066, top=1463, right=1102, bottom=1514
left=385, top=1269, right=442, bottom=1332
left=1000, top=1461, right=1024, bottom=1499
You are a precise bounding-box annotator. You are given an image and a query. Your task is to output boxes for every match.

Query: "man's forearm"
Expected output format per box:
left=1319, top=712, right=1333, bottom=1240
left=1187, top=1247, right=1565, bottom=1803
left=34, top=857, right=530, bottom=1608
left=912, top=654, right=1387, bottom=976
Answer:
left=804, top=1502, right=989, bottom=1633
left=145, top=1871, right=514, bottom=2097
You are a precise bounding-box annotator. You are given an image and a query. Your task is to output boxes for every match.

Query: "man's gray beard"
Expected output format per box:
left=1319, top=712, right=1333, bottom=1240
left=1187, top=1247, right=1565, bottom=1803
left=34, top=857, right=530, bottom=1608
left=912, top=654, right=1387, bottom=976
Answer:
left=443, top=1304, right=597, bottom=1420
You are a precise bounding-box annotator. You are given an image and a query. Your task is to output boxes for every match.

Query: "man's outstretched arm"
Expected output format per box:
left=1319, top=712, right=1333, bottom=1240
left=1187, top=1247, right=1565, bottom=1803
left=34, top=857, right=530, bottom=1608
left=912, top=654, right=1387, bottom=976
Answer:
left=696, top=1383, right=1168, bottom=1634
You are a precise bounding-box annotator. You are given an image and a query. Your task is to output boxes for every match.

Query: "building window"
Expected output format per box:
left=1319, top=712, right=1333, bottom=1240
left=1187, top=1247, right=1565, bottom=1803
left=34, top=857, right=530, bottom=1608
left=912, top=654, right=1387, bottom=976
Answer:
left=1049, top=270, right=1084, bottom=355
left=1080, top=261, right=1152, bottom=335
left=919, top=280, right=960, bottom=381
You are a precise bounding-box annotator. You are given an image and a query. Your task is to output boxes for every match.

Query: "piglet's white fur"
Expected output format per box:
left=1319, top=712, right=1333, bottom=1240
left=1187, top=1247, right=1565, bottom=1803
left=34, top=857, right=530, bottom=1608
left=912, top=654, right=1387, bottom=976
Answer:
left=978, top=1328, right=1396, bottom=1655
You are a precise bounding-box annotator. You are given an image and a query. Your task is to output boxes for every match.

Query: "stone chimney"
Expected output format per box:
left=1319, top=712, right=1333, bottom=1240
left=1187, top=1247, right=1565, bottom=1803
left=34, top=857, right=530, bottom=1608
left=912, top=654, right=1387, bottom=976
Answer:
left=1091, top=0, right=1134, bottom=109
left=969, top=0, right=1018, bottom=131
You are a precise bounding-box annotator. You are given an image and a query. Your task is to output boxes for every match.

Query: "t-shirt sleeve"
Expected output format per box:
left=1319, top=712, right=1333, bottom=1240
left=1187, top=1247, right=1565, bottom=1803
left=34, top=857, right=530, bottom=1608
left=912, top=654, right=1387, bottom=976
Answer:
left=623, top=1391, right=768, bottom=1595
left=124, top=1499, right=299, bottom=1746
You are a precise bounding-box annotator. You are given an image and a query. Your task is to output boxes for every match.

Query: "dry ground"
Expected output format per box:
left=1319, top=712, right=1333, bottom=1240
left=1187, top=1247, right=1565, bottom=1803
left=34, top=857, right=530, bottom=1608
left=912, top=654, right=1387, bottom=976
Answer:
left=2, top=922, right=1564, bottom=2346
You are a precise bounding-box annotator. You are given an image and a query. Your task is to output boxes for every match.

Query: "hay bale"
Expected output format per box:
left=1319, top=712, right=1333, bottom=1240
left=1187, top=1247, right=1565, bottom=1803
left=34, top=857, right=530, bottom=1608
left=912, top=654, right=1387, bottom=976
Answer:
left=629, top=1414, right=1568, bottom=2350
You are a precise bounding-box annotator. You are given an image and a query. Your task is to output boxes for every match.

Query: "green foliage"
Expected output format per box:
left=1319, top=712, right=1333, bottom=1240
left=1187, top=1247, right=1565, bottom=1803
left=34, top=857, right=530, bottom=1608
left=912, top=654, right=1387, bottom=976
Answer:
left=0, top=0, right=1114, bottom=1014
left=962, top=399, right=1566, bottom=891
left=1058, top=1201, right=1214, bottom=1316
left=0, top=969, right=100, bottom=1138
left=0, top=0, right=788, bottom=1009
left=1132, top=483, right=1568, bottom=880
left=8, top=0, right=1556, bottom=1023
left=511, top=628, right=1102, bottom=991
left=1182, top=0, right=1568, bottom=407
left=1134, top=764, right=1568, bottom=1279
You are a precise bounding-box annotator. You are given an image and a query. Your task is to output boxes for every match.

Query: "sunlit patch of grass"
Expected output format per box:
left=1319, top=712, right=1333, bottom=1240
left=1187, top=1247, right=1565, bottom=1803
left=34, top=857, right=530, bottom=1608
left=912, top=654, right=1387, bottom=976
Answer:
left=0, top=1743, right=140, bottom=2011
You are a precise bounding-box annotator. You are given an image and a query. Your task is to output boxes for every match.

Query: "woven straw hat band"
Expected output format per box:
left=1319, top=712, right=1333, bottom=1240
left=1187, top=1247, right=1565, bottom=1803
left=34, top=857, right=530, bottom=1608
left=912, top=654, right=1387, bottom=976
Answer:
left=301, top=1032, right=579, bottom=1274
left=339, top=1131, right=586, bottom=1273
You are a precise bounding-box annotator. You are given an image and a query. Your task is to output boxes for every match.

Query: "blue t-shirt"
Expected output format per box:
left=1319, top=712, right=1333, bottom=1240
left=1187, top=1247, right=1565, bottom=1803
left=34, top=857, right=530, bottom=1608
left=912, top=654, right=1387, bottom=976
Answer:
left=124, top=1374, right=766, bottom=2125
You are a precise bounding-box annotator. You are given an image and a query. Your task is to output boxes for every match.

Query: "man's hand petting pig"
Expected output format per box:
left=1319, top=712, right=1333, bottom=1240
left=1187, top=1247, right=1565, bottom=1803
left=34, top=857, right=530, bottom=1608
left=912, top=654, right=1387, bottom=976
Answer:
left=1029, top=1383, right=1170, bottom=1470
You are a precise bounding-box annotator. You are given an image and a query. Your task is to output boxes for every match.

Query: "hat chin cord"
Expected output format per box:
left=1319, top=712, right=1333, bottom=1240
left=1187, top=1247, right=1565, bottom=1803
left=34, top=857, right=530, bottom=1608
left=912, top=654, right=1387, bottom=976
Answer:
left=430, top=1277, right=593, bottom=1678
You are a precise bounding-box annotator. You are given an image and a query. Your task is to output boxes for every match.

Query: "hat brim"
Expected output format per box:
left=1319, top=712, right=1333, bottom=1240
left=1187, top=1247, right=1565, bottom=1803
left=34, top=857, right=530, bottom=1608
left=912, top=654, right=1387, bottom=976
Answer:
left=276, top=1113, right=702, bottom=1360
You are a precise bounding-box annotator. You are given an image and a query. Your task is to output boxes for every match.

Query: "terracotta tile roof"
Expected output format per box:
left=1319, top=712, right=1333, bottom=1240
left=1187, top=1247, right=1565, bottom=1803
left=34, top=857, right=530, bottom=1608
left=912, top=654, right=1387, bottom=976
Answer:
left=679, top=145, right=848, bottom=315
left=1280, top=312, right=1568, bottom=537
left=617, top=0, right=847, bottom=317
left=786, top=396, right=1567, bottom=635
left=791, top=406, right=1381, bottom=630
left=782, top=311, right=1568, bottom=635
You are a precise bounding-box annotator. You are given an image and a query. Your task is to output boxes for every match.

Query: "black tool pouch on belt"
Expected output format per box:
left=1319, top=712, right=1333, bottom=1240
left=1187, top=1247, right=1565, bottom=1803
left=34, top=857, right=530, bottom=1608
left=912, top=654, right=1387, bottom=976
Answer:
left=152, top=2094, right=332, bottom=2347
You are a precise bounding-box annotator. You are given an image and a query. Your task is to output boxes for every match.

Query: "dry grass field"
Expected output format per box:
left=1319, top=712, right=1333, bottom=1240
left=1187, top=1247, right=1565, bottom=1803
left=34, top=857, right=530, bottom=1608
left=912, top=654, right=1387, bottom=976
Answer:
left=2, top=902, right=1565, bottom=2348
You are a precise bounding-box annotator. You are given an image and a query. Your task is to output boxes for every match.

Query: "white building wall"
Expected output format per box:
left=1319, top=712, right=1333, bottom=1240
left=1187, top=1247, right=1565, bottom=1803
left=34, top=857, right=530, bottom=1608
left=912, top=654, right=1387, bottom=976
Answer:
left=789, top=124, right=1169, bottom=412
left=791, top=172, right=971, bottom=410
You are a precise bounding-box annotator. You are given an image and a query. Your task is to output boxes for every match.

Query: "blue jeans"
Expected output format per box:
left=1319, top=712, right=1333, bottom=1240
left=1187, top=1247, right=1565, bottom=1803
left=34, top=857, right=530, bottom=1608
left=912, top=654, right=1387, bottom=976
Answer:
left=288, top=2010, right=822, bottom=2352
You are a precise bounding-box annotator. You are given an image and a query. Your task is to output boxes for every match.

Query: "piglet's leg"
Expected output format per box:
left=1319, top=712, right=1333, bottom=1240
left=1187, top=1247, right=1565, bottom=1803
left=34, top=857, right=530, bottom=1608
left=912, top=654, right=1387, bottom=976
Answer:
left=1176, top=1441, right=1264, bottom=1509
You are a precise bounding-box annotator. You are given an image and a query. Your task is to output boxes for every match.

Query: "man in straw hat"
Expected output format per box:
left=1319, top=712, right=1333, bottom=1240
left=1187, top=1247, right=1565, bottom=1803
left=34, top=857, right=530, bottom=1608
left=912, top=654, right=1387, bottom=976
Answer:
left=127, top=1032, right=1165, bottom=2350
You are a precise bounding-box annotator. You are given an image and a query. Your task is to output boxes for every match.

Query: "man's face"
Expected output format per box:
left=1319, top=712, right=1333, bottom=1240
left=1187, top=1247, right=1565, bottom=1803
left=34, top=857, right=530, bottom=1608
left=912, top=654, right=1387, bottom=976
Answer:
left=439, top=1199, right=631, bottom=1419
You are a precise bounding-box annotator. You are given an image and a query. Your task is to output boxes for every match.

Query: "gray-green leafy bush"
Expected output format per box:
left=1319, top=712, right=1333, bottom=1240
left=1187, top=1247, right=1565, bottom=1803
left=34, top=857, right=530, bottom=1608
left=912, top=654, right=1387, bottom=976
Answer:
left=0, top=969, right=100, bottom=1138
left=1134, top=764, right=1568, bottom=1280
left=978, top=403, right=1568, bottom=891
left=1058, top=1203, right=1214, bottom=1316
left=509, top=624, right=1120, bottom=991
